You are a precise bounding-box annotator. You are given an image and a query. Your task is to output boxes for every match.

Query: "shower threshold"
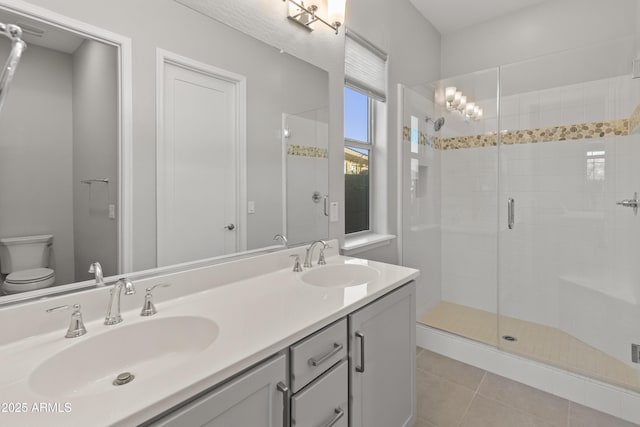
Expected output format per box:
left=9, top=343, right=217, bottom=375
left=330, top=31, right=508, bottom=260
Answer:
left=420, top=301, right=640, bottom=392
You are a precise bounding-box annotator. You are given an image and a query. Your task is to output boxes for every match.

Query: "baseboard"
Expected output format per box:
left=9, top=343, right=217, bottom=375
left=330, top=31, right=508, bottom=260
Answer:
left=416, top=323, right=640, bottom=424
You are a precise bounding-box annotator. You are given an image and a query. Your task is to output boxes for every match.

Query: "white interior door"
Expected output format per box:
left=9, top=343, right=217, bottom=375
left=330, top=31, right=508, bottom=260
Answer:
left=158, top=57, right=241, bottom=266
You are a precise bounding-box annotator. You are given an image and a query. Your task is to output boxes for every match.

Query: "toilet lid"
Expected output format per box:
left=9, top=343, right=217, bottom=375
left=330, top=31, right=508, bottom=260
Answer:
left=6, top=268, right=55, bottom=284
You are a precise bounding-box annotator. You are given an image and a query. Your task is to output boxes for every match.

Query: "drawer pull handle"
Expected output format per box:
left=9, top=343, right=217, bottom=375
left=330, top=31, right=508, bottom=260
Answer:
left=308, top=343, right=343, bottom=367
left=321, top=407, right=345, bottom=427
left=355, top=332, right=365, bottom=373
left=277, top=382, right=290, bottom=427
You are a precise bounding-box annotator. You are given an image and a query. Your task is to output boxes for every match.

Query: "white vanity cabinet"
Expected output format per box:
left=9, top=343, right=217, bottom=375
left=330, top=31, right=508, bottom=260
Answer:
left=148, top=353, right=288, bottom=427
left=349, top=282, right=416, bottom=427
left=144, top=281, right=415, bottom=427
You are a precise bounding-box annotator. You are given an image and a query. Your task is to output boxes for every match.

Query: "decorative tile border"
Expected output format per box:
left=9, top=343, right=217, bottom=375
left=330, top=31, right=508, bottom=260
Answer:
left=435, top=134, right=497, bottom=150
left=287, top=144, right=328, bottom=158
left=404, top=116, right=636, bottom=150
left=629, top=104, right=640, bottom=134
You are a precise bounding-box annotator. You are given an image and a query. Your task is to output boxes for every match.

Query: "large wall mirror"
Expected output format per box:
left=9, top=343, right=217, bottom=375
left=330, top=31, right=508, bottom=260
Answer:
left=0, top=0, right=329, bottom=303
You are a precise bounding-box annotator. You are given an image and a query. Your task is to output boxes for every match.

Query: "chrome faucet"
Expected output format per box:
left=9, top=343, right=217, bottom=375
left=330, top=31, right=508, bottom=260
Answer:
left=104, top=278, right=136, bottom=325
left=273, top=233, right=289, bottom=248
left=304, top=240, right=327, bottom=268
left=88, top=262, right=104, bottom=286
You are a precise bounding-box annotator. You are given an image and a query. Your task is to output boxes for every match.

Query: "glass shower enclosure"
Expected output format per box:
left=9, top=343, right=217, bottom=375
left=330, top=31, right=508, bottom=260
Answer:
left=403, top=35, right=640, bottom=392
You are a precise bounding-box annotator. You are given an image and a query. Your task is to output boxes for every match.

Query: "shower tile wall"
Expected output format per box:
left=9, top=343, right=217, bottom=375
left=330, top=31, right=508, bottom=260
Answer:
left=285, top=113, right=329, bottom=246
left=436, top=74, right=640, bottom=371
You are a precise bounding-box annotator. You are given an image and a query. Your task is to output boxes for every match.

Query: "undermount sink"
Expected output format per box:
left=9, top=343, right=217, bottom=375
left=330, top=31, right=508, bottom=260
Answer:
left=301, top=264, right=379, bottom=288
left=29, top=316, right=218, bottom=398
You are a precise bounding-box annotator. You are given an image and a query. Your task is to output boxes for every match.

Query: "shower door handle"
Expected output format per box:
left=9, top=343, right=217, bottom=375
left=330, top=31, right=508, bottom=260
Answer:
left=508, top=198, right=515, bottom=230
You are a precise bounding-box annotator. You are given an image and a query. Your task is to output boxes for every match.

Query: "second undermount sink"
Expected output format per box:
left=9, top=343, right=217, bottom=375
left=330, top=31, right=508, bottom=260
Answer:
left=301, top=264, right=379, bottom=288
left=29, top=315, right=218, bottom=398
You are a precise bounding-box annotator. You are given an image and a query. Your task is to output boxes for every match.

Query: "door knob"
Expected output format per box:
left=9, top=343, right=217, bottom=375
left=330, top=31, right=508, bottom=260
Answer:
left=224, top=223, right=236, bottom=230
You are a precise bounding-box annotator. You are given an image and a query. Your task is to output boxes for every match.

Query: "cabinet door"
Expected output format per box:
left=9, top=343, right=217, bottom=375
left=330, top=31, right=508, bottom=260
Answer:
left=348, top=282, right=416, bottom=427
left=149, top=353, right=288, bottom=427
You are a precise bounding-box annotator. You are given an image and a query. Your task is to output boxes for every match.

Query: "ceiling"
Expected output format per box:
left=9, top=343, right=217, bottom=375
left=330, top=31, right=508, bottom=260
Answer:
left=409, top=0, right=550, bottom=35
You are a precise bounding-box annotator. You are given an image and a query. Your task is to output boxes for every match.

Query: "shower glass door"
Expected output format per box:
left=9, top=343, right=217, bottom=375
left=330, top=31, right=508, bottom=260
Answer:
left=497, top=36, right=640, bottom=392
left=405, top=69, right=500, bottom=347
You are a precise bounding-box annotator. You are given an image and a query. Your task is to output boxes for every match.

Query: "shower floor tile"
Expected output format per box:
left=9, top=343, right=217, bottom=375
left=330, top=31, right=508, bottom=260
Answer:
left=415, top=347, right=640, bottom=427
left=419, top=301, right=640, bottom=392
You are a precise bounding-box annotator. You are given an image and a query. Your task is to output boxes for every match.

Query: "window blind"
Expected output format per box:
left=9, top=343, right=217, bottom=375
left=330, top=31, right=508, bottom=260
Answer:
left=344, top=28, right=388, bottom=102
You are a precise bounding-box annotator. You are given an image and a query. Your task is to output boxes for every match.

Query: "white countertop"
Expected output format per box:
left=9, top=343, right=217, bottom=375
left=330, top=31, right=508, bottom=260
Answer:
left=0, top=247, right=418, bottom=426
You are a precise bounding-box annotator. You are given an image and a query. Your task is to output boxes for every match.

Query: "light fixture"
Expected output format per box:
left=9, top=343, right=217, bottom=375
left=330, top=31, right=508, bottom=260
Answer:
left=283, top=0, right=344, bottom=34
left=443, top=86, right=482, bottom=121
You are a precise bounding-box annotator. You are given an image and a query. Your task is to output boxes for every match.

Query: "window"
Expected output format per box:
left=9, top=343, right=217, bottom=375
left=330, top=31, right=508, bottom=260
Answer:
left=344, top=87, right=372, bottom=234
left=343, top=28, right=387, bottom=236
left=586, top=150, right=605, bottom=181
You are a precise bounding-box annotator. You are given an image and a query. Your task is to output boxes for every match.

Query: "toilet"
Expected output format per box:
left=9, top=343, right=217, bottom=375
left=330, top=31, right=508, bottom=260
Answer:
left=0, top=235, right=56, bottom=294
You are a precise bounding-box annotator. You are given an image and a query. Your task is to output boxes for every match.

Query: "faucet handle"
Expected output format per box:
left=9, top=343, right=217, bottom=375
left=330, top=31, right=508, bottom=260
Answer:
left=140, top=283, right=171, bottom=317
left=289, top=254, right=303, bottom=272
left=46, top=303, right=87, bottom=338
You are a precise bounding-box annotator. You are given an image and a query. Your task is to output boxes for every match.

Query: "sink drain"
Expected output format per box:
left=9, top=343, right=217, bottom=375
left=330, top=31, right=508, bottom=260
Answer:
left=113, top=372, right=135, bottom=386
left=502, top=335, right=517, bottom=342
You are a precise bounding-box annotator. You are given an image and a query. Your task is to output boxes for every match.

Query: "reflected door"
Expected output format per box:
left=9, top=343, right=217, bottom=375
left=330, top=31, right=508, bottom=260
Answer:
left=158, top=60, right=238, bottom=266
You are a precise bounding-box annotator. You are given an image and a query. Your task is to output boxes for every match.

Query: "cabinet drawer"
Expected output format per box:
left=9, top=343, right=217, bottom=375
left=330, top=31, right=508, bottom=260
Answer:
left=290, top=318, right=347, bottom=392
left=292, top=359, right=348, bottom=427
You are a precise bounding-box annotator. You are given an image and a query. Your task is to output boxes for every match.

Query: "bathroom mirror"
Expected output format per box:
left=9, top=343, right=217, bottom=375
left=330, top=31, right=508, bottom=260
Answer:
left=0, top=0, right=329, bottom=302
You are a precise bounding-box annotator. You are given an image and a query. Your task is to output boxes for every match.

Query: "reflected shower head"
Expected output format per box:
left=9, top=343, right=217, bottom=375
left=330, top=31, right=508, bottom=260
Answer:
left=426, top=116, right=445, bottom=132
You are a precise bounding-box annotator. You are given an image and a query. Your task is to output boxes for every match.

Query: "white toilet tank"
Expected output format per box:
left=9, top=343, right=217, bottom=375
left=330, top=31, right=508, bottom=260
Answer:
left=0, top=235, right=53, bottom=274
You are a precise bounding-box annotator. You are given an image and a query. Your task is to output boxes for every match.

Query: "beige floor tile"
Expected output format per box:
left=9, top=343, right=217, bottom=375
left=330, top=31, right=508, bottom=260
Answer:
left=477, top=373, right=569, bottom=427
left=417, top=346, right=424, bottom=357
left=417, top=349, right=486, bottom=391
left=569, top=403, right=640, bottom=427
left=417, top=370, right=476, bottom=427
left=460, top=395, right=556, bottom=427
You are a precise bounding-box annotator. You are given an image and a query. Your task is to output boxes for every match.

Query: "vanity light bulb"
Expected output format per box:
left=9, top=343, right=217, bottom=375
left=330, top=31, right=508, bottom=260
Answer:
left=445, top=87, right=457, bottom=102
left=476, top=108, right=483, bottom=120
left=458, top=95, right=467, bottom=111
left=328, top=0, right=346, bottom=25
left=465, top=102, right=475, bottom=116
left=473, top=105, right=480, bottom=119
left=452, top=91, right=462, bottom=107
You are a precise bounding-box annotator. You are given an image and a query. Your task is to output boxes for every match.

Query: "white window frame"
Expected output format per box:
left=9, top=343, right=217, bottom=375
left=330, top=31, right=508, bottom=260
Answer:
left=344, top=90, right=374, bottom=236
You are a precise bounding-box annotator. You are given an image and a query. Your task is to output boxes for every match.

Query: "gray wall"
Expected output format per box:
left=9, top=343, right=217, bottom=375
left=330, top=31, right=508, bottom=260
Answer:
left=72, top=39, right=118, bottom=281
left=0, top=42, right=75, bottom=284
left=440, top=0, right=638, bottom=78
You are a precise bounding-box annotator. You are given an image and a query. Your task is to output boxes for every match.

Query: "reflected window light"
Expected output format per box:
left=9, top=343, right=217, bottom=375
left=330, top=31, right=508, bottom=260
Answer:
left=410, top=116, right=419, bottom=154
left=586, top=150, right=606, bottom=181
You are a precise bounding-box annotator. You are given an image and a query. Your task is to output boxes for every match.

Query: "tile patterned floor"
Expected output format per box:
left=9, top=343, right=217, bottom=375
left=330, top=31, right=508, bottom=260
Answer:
left=419, top=302, right=640, bottom=392
left=414, top=347, right=640, bottom=427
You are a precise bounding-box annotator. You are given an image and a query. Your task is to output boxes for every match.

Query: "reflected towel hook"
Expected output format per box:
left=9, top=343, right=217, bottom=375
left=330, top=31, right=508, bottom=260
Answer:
left=80, top=178, right=109, bottom=185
